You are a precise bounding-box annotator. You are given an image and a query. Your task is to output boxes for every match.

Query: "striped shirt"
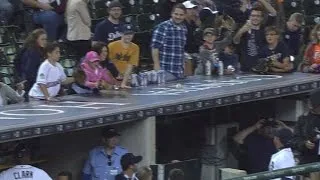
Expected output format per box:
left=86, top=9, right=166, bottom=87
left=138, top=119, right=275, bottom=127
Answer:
left=151, top=19, right=187, bottom=78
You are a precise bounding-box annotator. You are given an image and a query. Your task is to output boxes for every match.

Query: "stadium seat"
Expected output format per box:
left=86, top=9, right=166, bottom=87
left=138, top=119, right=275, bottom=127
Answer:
left=303, top=0, right=320, bottom=16
left=1, top=75, right=14, bottom=85
left=0, top=50, right=9, bottom=65
left=305, top=14, right=320, bottom=25
left=64, top=68, right=74, bottom=77
left=137, top=14, right=158, bottom=31
left=61, top=58, right=76, bottom=68
left=0, top=66, right=14, bottom=75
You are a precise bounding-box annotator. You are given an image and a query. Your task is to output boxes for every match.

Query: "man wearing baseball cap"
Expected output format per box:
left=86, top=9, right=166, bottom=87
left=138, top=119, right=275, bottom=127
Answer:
left=269, top=128, right=295, bottom=180
left=115, top=153, right=143, bottom=180
left=108, top=24, right=139, bottom=89
left=292, top=88, right=320, bottom=180
left=0, top=143, right=52, bottom=180
left=83, top=126, right=128, bottom=180
left=92, top=0, right=124, bottom=45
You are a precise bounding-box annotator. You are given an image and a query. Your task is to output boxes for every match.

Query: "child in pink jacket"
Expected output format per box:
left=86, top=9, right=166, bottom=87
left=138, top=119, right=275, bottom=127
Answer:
left=81, top=51, right=118, bottom=89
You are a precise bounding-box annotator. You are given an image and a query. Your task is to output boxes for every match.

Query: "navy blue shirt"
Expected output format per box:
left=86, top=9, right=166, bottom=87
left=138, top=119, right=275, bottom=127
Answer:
left=240, top=28, right=266, bottom=71
left=219, top=52, right=239, bottom=70
left=93, top=19, right=123, bottom=44
left=244, top=134, right=277, bottom=174
left=259, top=41, right=289, bottom=63
left=282, top=27, right=302, bottom=56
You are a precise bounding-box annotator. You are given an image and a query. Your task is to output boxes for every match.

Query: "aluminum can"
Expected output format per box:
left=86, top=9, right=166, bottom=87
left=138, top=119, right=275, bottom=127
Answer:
left=131, top=74, right=139, bottom=87
left=151, top=70, right=158, bottom=83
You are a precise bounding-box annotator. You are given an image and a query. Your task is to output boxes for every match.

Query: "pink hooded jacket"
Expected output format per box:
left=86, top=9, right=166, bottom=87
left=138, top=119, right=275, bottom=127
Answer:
left=81, top=51, right=117, bottom=88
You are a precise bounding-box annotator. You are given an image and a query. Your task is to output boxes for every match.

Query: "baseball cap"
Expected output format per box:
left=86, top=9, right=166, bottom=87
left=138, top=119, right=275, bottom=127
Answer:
left=274, top=128, right=293, bottom=146
left=199, top=7, right=218, bottom=23
left=121, top=153, right=143, bottom=167
left=203, top=28, right=218, bottom=36
left=182, top=1, right=197, bottom=9
left=310, top=88, right=320, bottom=108
left=101, top=127, right=120, bottom=139
left=106, top=0, right=124, bottom=9
left=120, top=24, right=136, bottom=34
left=85, top=51, right=100, bottom=62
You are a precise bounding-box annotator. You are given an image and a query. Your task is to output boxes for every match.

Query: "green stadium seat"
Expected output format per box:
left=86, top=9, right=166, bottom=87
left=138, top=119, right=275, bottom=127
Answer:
left=0, top=66, right=14, bottom=75
left=61, top=58, right=76, bottom=68
left=1, top=75, right=14, bottom=85
left=303, top=0, right=320, bottom=15
left=137, top=14, right=158, bottom=31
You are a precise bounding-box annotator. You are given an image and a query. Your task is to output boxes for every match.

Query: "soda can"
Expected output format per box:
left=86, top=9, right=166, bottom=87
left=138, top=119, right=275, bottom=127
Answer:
left=151, top=70, right=158, bottom=84
left=157, top=70, right=166, bottom=85
left=131, top=74, right=139, bottom=87
left=147, top=71, right=153, bottom=83
left=139, top=72, right=148, bottom=87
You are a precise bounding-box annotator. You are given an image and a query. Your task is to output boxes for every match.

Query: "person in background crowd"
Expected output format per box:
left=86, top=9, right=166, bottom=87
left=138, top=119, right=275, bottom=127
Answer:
left=0, top=0, right=13, bottom=25
left=292, top=88, right=320, bottom=180
left=168, top=169, right=185, bottom=180
left=0, top=80, right=25, bottom=106
left=283, top=13, right=304, bottom=58
left=83, top=127, right=128, bottom=180
left=19, top=29, right=47, bottom=97
left=0, top=143, right=52, bottom=180
left=28, top=42, right=74, bottom=101
left=115, top=153, right=143, bottom=180
left=108, top=24, right=139, bottom=88
left=91, top=42, right=119, bottom=79
left=57, top=171, right=73, bottom=180
left=136, top=166, right=153, bottom=180
left=233, top=6, right=272, bottom=72
left=21, top=0, right=65, bottom=40
left=233, top=117, right=287, bottom=174
left=182, top=0, right=199, bottom=54
left=219, top=43, right=239, bottom=74
left=269, top=128, right=295, bottom=180
left=81, top=51, right=118, bottom=90
left=66, top=0, right=91, bottom=58
left=92, top=0, right=123, bottom=45
left=151, top=3, right=187, bottom=81
left=157, top=0, right=183, bottom=22
left=258, top=26, right=293, bottom=73
left=299, top=24, right=320, bottom=73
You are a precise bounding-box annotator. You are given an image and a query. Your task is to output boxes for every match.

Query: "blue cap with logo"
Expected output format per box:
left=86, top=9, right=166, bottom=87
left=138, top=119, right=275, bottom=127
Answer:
left=120, top=24, right=136, bottom=34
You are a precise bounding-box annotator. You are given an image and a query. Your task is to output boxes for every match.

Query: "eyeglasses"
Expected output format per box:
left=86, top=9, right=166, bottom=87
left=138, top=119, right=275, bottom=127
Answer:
left=107, top=155, right=112, bottom=166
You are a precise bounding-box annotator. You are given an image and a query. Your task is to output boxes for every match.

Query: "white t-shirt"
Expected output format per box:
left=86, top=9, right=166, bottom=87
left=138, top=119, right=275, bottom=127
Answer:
left=29, top=60, right=66, bottom=98
left=269, top=148, right=296, bottom=180
left=0, top=165, right=52, bottom=180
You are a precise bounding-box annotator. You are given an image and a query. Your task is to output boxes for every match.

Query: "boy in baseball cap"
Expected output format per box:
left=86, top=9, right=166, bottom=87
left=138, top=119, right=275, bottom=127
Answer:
left=115, top=153, right=143, bottom=180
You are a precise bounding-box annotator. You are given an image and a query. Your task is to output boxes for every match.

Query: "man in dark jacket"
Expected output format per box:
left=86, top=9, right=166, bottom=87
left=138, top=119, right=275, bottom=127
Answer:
left=292, top=88, right=320, bottom=180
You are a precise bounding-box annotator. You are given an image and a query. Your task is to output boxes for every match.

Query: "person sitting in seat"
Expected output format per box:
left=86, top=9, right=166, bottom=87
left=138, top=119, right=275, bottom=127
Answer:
left=0, top=80, right=25, bottom=106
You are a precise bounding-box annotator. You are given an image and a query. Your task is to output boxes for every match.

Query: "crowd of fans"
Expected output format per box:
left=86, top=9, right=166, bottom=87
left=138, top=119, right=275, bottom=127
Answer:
left=0, top=0, right=319, bottom=179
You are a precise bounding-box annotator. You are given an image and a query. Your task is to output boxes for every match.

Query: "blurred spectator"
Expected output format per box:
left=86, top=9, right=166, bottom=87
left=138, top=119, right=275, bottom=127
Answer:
left=22, top=0, right=65, bottom=40
left=219, top=43, right=239, bottom=74
left=92, top=42, right=119, bottom=78
left=151, top=3, right=187, bottom=81
left=0, top=81, right=24, bottom=106
left=233, top=6, right=270, bottom=72
left=299, top=24, right=320, bottom=73
left=57, top=171, right=72, bottom=180
left=0, top=143, right=52, bottom=180
left=80, top=51, right=118, bottom=90
left=233, top=119, right=277, bottom=173
left=108, top=24, right=139, bottom=89
left=0, top=0, right=13, bottom=25
left=157, top=0, right=183, bottom=22
left=66, top=0, right=91, bottom=58
left=168, top=169, right=184, bottom=180
left=92, top=0, right=123, bottom=45
left=136, top=166, right=153, bottom=180
left=258, top=26, right=293, bottom=73
left=83, top=127, right=128, bottom=180
left=183, top=1, right=199, bottom=54
left=29, top=42, right=73, bottom=101
left=292, top=89, right=320, bottom=180
left=269, top=128, right=295, bottom=180
left=115, top=153, right=143, bottom=180
left=283, top=13, right=304, bottom=57
left=19, top=29, right=47, bottom=97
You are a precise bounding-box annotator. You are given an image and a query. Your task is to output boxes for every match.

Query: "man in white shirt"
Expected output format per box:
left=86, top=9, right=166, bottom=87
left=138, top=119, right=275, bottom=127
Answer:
left=0, top=143, right=52, bottom=180
left=269, top=128, right=296, bottom=180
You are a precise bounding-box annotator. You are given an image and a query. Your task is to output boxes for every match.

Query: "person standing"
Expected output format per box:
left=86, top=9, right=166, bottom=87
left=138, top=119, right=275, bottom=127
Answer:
left=66, top=0, right=91, bottom=58
left=83, top=127, right=128, bottom=180
left=292, top=88, right=320, bottom=180
left=92, top=0, right=123, bottom=45
left=151, top=3, right=187, bottom=81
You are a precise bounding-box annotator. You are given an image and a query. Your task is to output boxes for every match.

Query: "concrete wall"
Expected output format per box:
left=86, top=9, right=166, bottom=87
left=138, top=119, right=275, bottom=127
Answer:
left=38, top=117, right=156, bottom=180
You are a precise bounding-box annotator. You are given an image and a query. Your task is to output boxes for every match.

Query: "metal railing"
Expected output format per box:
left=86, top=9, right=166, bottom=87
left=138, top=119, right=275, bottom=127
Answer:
left=228, top=162, right=320, bottom=180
